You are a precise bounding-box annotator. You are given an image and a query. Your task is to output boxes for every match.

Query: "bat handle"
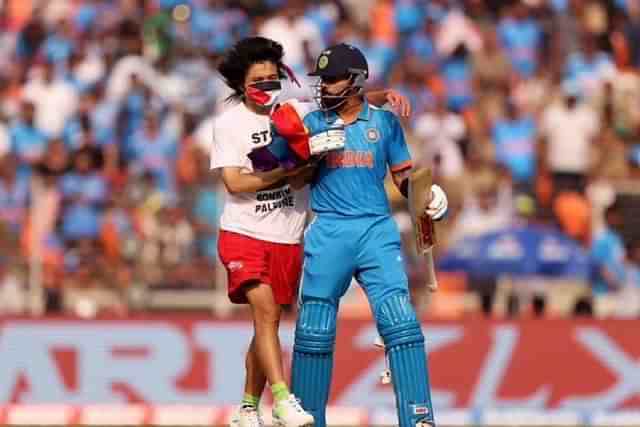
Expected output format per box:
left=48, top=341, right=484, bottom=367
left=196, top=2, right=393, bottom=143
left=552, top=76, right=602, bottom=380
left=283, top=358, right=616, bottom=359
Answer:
left=424, top=249, right=438, bottom=292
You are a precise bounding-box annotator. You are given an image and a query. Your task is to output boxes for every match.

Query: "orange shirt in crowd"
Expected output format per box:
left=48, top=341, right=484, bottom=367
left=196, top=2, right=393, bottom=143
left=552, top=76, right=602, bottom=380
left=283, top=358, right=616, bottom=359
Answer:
left=553, top=191, right=591, bottom=245
left=6, top=0, right=33, bottom=31
left=370, top=0, right=397, bottom=47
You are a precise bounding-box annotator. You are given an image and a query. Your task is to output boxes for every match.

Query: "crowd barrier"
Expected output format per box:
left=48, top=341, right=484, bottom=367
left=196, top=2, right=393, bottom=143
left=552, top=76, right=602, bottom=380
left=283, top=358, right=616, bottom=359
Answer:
left=1, top=317, right=638, bottom=425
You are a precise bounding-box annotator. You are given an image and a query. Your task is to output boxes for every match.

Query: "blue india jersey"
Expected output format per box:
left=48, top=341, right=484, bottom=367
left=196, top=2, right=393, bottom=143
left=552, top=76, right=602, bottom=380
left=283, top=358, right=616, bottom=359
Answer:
left=590, top=228, right=626, bottom=294
left=498, top=17, right=541, bottom=78
left=302, top=101, right=412, bottom=217
left=492, top=116, right=537, bottom=183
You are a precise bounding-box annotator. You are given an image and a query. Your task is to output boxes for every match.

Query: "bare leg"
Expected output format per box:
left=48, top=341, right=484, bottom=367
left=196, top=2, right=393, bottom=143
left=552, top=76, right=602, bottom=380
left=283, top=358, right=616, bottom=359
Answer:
left=244, top=336, right=267, bottom=400
left=245, top=283, right=286, bottom=385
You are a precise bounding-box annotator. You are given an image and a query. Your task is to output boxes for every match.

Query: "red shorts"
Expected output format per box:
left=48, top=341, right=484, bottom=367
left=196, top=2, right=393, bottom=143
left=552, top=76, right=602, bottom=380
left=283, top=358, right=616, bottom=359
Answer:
left=218, top=230, right=303, bottom=305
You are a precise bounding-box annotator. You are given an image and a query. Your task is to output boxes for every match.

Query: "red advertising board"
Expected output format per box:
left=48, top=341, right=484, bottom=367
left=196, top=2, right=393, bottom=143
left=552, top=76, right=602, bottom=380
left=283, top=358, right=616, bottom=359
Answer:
left=0, top=317, right=638, bottom=413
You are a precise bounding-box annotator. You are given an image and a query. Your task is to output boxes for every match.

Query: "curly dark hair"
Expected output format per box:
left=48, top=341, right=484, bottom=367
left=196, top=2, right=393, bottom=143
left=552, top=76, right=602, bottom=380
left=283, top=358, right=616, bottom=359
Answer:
left=218, top=37, right=288, bottom=102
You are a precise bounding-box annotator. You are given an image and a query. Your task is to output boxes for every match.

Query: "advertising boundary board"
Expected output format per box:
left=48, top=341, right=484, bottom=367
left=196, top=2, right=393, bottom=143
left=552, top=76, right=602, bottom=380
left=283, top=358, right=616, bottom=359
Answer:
left=1, top=317, right=639, bottom=426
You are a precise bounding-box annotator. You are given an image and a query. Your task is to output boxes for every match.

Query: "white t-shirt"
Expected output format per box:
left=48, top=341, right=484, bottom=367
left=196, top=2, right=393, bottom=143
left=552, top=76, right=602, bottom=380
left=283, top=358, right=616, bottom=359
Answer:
left=259, top=16, right=323, bottom=73
left=106, top=55, right=157, bottom=102
left=541, top=102, right=599, bottom=174
left=210, top=101, right=308, bottom=244
left=73, top=52, right=106, bottom=89
left=413, top=112, right=466, bottom=179
left=0, top=123, right=9, bottom=157
left=23, top=78, right=78, bottom=138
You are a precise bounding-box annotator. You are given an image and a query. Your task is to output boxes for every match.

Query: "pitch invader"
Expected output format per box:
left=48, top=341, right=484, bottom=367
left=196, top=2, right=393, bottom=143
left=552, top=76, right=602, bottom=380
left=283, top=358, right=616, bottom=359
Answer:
left=212, top=37, right=315, bottom=427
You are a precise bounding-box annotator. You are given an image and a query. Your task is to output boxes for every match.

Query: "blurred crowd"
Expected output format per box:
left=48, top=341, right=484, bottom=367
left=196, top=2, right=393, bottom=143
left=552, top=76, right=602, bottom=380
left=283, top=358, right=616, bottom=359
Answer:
left=0, top=0, right=639, bottom=318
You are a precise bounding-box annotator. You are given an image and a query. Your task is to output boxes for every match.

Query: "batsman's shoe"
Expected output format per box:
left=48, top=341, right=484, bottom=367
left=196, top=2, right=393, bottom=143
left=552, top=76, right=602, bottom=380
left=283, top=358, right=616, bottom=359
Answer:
left=272, top=394, right=314, bottom=427
left=229, top=405, right=264, bottom=427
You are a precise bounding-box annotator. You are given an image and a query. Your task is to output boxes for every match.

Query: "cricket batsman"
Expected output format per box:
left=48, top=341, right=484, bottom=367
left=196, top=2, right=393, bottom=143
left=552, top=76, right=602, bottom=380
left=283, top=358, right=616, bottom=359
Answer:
left=263, top=43, right=448, bottom=427
left=212, top=37, right=413, bottom=427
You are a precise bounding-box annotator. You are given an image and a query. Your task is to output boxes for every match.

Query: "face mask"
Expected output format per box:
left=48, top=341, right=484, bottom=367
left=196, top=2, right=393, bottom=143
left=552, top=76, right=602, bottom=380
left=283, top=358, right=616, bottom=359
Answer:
left=246, top=80, right=282, bottom=108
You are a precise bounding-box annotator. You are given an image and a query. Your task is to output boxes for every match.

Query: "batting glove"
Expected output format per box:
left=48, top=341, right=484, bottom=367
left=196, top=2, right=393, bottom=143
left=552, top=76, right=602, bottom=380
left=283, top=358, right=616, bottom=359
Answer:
left=426, top=184, right=448, bottom=220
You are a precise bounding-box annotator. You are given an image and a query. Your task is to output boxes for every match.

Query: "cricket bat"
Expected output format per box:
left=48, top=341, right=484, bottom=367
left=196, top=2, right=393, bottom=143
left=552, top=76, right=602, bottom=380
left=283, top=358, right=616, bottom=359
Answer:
left=408, top=168, right=438, bottom=292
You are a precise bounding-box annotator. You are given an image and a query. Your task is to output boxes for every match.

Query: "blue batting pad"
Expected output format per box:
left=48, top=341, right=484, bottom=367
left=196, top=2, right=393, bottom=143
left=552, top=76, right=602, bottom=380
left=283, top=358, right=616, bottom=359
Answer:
left=291, top=299, right=337, bottom=427
left=377, top=293, right=435, bottom=427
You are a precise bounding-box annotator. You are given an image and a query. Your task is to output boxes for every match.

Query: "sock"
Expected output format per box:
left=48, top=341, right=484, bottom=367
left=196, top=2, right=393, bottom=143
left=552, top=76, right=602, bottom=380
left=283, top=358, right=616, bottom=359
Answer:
left=241, top=393, right=260, bottom=408
left=271, top=382, right=290, bottom=403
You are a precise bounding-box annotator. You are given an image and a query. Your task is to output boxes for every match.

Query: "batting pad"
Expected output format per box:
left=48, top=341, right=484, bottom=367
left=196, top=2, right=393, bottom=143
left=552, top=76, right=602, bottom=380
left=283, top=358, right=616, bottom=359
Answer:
left=377, top=293, right=435, bottom=427
left=291, top=299, right=337, bottom=427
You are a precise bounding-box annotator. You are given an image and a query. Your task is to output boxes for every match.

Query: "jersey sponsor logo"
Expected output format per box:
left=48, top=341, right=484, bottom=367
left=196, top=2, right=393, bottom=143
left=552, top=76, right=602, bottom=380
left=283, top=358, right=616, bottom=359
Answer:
left=254, top=186, right=295, bottom=213
left=326, top=150, right=374, bottom=169
left=366, top=128, right=380, bottom=142
left=251, top=130, right=271, bottom=145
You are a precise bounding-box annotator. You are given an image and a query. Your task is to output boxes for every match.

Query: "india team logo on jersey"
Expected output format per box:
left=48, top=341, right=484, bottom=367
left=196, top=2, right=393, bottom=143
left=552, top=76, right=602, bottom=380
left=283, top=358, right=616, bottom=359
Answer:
left=366, top=128, right=380, bottom=143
